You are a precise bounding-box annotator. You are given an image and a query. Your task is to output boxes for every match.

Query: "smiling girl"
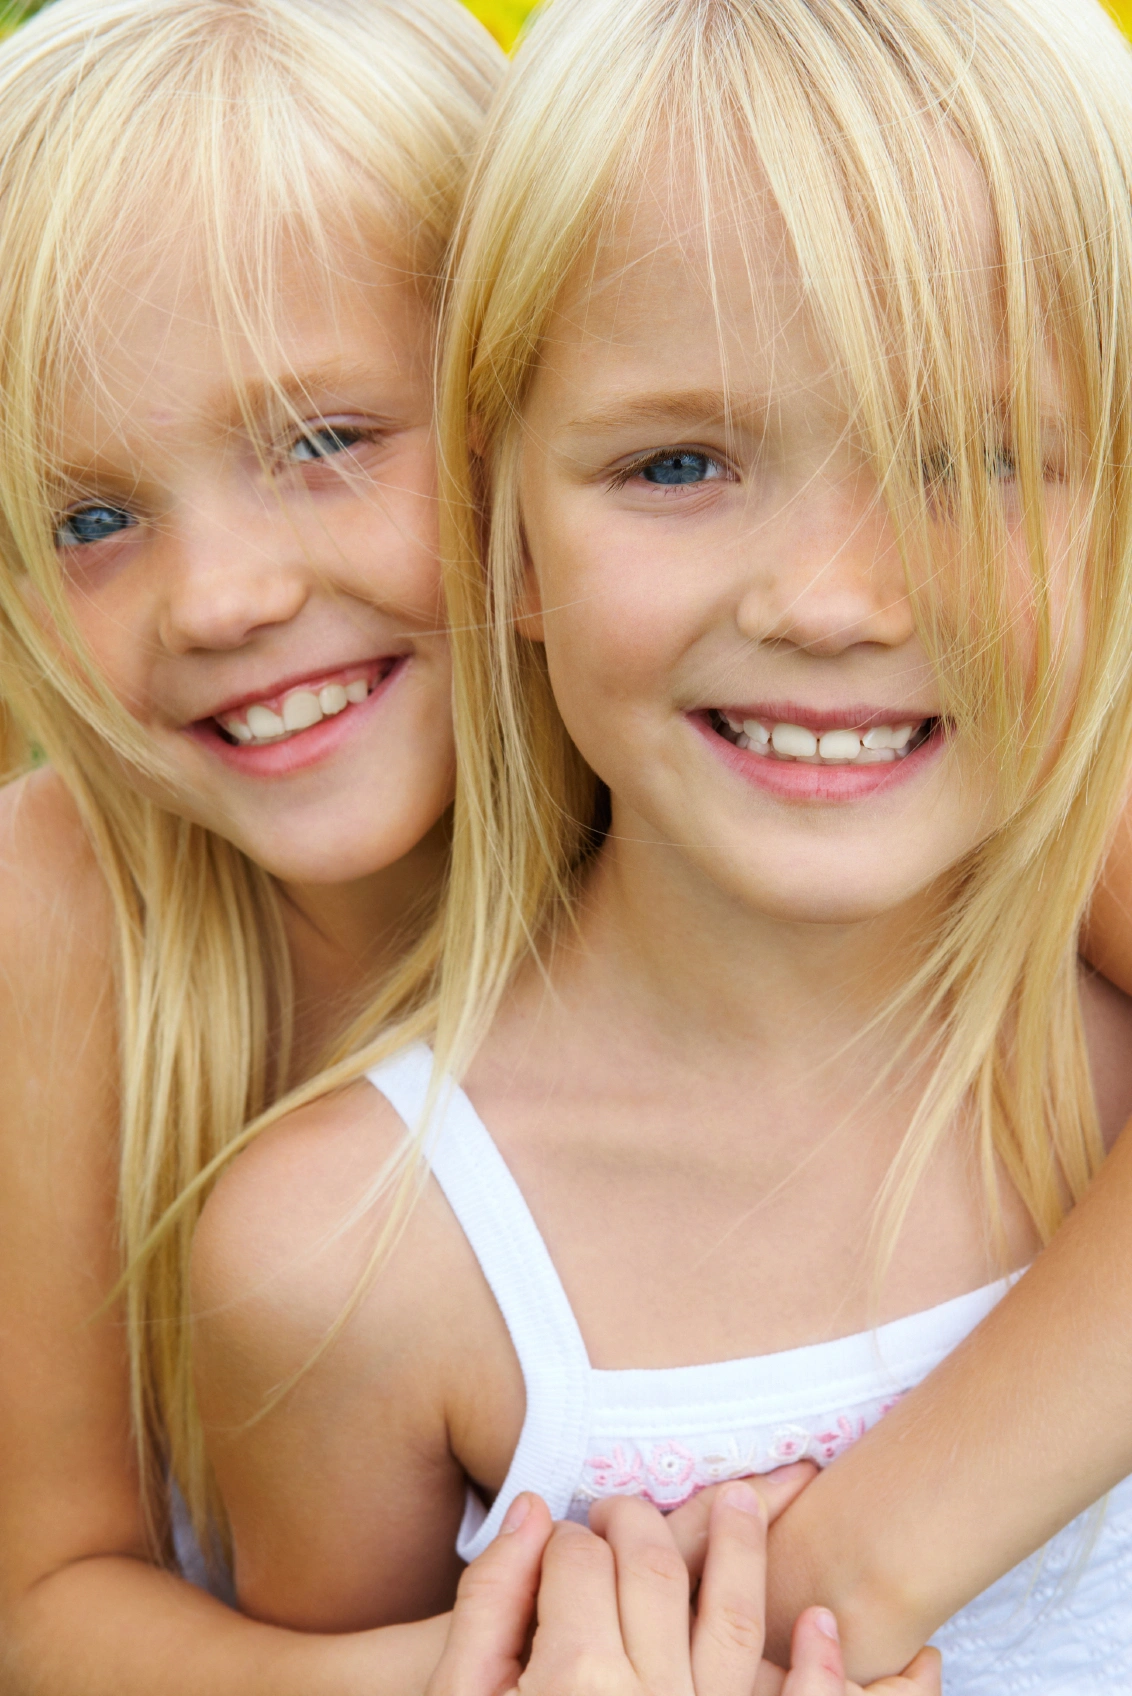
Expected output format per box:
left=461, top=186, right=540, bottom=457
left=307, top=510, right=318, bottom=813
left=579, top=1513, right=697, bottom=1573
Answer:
left=0, top=1, right=515, bottom=1691
left=191, top=0, right=1132, bottom=1687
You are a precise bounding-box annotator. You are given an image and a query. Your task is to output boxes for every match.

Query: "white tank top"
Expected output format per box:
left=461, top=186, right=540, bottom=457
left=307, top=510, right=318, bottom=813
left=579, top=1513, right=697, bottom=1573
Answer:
left=368, top=1043, right=1132, bottom=1696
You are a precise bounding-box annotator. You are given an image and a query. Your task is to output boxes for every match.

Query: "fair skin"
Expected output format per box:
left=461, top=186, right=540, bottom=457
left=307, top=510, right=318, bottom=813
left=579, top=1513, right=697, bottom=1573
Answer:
left=428, top=1488, right=942, bottom=1696
left=0, top=227, right=460, bottom=1696
left=191, top=154, right=1132, bottom=1668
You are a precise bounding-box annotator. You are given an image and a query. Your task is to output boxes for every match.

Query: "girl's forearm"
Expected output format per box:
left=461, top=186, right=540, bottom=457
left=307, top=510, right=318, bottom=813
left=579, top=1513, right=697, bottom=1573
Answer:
left=763, top=1117, right=1132, bottom=1684
left=6, top=1557, right=449, bottom=1696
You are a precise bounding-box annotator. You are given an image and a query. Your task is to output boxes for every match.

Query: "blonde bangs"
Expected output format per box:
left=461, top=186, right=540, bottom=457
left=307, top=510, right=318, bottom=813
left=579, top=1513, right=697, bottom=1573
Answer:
left=0, top=0, right=503, bottom=1569
left=440, top=0, right=1132, bottom=1266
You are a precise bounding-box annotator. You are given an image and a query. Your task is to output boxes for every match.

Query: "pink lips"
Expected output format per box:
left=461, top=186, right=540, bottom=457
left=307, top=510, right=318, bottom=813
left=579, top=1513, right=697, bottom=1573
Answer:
left=692, top=711, right=946, bottom=801
left=187, top=655, right=408, bottom=778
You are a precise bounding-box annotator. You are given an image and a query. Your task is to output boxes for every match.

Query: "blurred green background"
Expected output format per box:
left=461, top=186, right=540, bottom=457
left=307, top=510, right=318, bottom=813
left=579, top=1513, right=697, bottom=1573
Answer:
left=1, top=1, right=1130, bottom=50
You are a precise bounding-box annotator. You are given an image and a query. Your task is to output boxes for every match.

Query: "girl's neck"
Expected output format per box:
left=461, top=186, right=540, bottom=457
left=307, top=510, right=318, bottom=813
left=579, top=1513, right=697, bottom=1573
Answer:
left=279, top=816, right=450, bottom=1076
left=560, top=800, right=946, bottom=1067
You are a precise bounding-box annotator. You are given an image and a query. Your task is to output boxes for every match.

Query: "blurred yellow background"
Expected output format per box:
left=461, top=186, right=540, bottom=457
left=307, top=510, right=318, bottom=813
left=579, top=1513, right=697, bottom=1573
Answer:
left=0, top=1, right=1129, bottom=57
left=462, top=0, right=539, bottom=48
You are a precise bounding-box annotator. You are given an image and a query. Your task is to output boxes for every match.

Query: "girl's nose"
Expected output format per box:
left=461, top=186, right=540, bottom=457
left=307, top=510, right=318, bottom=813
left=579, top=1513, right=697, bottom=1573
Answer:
left=734, top=477, right=916, bottom=657
left=156, top=502, right=311, bottom=653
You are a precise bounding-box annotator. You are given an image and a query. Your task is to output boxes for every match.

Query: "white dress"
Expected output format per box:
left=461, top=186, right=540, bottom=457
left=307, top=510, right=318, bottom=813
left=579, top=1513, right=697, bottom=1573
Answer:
left=366, top=1043, right=1132, bottom=1696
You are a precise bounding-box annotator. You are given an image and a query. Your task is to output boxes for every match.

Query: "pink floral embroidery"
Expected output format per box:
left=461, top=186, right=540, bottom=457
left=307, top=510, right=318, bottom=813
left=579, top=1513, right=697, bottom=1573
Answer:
left=813, top=1415, right=867, bottom=1463
left=584, top=1445, right=644, bottom=1492
left=577, top=1395, right=902, bottom=1519
left=769, top=1426, right=813, bottom=1465
left=645, top=1442, right=696, bottom=1492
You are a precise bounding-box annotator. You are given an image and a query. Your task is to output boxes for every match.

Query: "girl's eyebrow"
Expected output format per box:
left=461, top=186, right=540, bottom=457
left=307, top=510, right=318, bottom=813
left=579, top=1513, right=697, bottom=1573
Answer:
left=564, top=388, right=764, bottom=436
left=223, top=360, right=396, bottom=423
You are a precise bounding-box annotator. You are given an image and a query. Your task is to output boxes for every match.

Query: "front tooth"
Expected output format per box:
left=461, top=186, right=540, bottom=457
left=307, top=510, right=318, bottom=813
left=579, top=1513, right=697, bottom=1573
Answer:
left=856, top=747, right=897, bottom=764
left=818, top=729, right=861, bottom=762
left=319, top=684, right=349, bottom=716
left=282, top=690, right=323, bottom=732
left=345, top=678, right=369, bottom=704
left=862, top=726, right=896, bottom=750
left=771, top=723, right=818, bottom=758
left=742, top=720, right=771, bottom=745
left=246, top=704, right=285, bottom=739
left=890, top=724, right=915, bottom=750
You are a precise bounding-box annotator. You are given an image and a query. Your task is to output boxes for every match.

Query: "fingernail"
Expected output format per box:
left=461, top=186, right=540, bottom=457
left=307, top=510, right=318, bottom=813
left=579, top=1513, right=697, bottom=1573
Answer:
left=501, top=1493, right=532, bottom=1534
left=721, top=1482, right=763, bottom=1516
left=815, top=1609, right=840, bottom=1642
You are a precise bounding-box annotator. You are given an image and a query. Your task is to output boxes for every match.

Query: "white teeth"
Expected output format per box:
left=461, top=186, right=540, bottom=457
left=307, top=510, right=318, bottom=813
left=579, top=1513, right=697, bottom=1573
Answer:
left=817, top=729, right=861, bottom=763
left=246, top=704, right=285, bottom=739
left=222, top=675, right=373, bottom=745
left=282, top=690, right=323, bottom=733
left=862, top=724, right=915, bottom=751
left=771, top=723, right=818, bottom=758
left=720, top=714, right=927, bottom=767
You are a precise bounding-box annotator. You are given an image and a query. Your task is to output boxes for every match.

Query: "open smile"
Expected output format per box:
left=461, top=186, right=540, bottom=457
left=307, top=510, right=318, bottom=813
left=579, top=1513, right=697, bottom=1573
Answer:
left=186, top=656, right=409, bottom=777
left=693, top=705, right=947, bottom=799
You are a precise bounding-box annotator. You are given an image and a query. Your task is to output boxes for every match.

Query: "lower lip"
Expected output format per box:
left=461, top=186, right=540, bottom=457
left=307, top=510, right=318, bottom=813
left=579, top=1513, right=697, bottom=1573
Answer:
left=690, top=712, right=946, bottom=801
left=186, top=658, right=409, bottom=777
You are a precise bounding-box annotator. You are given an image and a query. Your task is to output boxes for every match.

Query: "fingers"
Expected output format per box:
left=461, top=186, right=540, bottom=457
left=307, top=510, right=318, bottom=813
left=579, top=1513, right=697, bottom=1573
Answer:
left=585, top=1496, right=695, bottom=1696
left=690, top=1483, right=769, bottom=1696
left=523, top=1520, right=633, bottom=1691
left=426, top=1493, right=553, bottom=1696
left=780, top=1607, right=847, bottom=1696
left=627, top=1465, right=817, bottom=1583
left=860, top=1647, right=943, bottom=1696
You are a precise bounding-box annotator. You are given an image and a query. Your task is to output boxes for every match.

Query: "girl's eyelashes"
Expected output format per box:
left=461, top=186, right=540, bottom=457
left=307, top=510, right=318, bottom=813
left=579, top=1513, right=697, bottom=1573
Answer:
left=55, top=502, right=138, bottom=550
left=280, top=421, right=381, bottom=469
left=609, top=448, right=733, bottom=491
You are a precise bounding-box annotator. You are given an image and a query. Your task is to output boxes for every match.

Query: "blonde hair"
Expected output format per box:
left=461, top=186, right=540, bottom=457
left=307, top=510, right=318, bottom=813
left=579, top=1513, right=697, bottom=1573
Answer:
left=0, top=0, right=502, bottom=1559
left=437, top=0, right=1132, bottom=1260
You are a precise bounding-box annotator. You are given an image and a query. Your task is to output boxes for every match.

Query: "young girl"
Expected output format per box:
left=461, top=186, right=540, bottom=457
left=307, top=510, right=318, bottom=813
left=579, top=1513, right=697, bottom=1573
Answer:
left=0, top=0, right=524, bottom=1689
left=190, top=0, right=1132, bottom=1687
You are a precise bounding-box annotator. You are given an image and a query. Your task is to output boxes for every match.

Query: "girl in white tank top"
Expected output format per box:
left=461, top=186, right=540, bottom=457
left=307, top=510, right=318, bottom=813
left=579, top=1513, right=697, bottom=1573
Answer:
left=190, top=1, right=1132, bottom=1690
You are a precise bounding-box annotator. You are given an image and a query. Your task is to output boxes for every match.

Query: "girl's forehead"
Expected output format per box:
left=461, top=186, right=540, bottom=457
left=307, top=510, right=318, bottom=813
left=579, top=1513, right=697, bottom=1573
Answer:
left=56, top=228, right=431, bottom=463
left=536, top=141, right=1008, bottom=417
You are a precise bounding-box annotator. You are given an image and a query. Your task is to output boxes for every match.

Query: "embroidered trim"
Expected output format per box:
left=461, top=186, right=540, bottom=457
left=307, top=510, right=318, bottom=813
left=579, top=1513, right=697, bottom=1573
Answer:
left=572, top=1397, right=904, bottom=1515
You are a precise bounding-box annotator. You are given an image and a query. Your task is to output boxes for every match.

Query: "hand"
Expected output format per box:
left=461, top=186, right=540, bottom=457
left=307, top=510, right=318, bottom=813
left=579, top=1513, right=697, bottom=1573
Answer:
left=427, top=1481, right=941, bottom=1696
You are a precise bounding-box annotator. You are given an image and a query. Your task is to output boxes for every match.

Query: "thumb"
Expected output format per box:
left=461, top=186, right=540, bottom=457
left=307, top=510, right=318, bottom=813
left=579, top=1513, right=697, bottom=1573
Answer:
left=426, top=1495, right=555, bottom=1696
left=858, top=1646, right=943, bottom=1696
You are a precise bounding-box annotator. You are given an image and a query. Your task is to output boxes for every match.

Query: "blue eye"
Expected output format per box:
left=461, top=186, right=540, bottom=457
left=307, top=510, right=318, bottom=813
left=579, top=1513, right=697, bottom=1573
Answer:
left=289, top=425, right=366, bottom=463
left=640, top=452, right=718, bottom=486
left=55, top=504, right=137, bottom=548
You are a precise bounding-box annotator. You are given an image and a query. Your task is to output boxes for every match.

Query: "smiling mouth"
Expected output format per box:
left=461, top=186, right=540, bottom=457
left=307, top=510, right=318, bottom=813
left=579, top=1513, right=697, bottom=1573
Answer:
left=708, top=709, right=940, bottom=766
left=208, top=659, right=399, bottom=748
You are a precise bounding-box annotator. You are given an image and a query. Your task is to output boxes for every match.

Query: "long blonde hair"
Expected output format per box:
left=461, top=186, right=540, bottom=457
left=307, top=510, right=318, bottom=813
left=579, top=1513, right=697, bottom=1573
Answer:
left=437, top=0, right=1132, bottom=1256
left=0, top=0, right=502, bottom=1556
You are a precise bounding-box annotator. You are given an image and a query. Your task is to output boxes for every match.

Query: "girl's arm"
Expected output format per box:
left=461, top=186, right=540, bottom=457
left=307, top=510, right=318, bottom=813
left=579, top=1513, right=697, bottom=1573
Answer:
left=429, top=1485, right=941, bottom=1696
left=0, top=773, right=445, bottom=1696
left=747, top=822, right=1132, bottom=1683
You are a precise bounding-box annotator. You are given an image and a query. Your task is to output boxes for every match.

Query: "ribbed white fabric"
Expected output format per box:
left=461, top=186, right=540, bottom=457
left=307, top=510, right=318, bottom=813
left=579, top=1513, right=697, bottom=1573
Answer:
left=367, top=1044, right=1132, bottom=1695
left=367, top=1042, right=593, bottom=1554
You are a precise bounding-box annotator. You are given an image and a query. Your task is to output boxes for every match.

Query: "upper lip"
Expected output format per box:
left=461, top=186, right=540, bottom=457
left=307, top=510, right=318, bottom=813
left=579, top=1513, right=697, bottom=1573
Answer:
left=188, top=655, right=404, bottom=725
left=708, top=703, right=938, bottom=734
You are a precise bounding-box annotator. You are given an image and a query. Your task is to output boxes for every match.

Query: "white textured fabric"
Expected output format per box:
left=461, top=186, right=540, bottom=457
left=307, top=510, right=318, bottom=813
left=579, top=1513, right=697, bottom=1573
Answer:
left=367, top=1044, right=1132, bottom=1695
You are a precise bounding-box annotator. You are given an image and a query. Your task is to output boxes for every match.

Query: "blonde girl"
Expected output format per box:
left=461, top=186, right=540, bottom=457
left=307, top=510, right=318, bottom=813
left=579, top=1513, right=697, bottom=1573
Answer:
left=0, top=0, right=531, bottom=1690
left=192, top=0, right=1132, bottom=1687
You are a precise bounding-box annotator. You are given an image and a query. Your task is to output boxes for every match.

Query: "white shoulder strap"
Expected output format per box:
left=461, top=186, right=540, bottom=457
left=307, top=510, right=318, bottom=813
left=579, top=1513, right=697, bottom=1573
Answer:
left=366, top=1044, right=593, bottom=1560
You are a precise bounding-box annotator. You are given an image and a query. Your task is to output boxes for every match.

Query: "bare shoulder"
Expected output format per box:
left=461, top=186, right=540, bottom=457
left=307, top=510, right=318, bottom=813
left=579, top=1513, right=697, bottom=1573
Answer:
left=1080, top=965, right=1132, bottom=1149
left=191, top=1077, right=465, bottom=1400
left=0, top=767, right=113, bottom=994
